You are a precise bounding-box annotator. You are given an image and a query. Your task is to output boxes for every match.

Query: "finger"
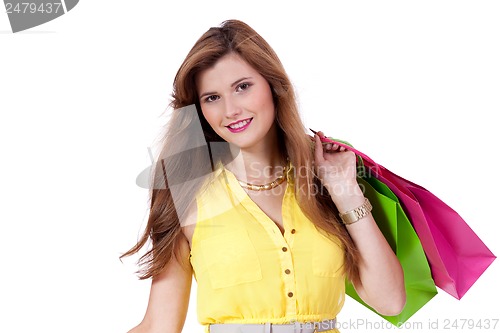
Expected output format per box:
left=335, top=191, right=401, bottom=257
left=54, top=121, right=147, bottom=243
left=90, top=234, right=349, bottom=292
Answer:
left=314, top=134, right=325, bottom=163
left=328, top=143, right=344, bottom=152
left=317, top=130, right=326, bottom=138
left=331, top=144, right=343, bottom=152
left=325, top=143, right=333, bottom=150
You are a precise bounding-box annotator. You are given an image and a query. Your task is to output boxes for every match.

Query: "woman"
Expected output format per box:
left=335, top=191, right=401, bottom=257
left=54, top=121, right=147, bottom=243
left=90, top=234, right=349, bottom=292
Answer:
left=122, top=19, right=405, bottom=333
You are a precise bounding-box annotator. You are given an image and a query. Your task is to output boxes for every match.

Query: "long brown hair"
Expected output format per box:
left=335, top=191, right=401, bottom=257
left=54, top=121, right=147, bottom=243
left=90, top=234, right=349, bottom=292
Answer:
left=121, top=19, right=360, bottom=284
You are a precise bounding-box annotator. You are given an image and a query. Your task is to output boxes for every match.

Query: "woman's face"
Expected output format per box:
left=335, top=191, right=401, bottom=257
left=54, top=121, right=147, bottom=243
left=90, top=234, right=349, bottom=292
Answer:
left=196, top=53, right=276, bottom=151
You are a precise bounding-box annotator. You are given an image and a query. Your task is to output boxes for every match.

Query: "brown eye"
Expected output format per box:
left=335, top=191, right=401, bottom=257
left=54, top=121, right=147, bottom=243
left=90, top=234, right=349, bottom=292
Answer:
left=205, top=95, right=219, bottom=103
left=236, top=83, right=251, bottom=92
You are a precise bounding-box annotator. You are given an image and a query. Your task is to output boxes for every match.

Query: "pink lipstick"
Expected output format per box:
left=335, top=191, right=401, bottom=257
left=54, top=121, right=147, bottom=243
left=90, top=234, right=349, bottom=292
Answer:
left=226, top=118, right=253, bottom=133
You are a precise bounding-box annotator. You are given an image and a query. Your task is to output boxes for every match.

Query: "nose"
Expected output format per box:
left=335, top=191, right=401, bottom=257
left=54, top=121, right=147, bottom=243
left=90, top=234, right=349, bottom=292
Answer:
left=223, top=96, right=242, bottom=119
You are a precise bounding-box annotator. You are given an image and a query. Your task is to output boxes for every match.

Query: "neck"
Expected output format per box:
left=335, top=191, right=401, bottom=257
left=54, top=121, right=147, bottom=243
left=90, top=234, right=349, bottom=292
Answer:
left=225, top=141, right=286, bottom=184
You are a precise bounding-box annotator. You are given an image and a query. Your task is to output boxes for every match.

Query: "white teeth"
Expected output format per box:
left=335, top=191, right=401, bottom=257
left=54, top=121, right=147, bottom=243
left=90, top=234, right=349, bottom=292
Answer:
left=229, top=119, right=250, bottom=129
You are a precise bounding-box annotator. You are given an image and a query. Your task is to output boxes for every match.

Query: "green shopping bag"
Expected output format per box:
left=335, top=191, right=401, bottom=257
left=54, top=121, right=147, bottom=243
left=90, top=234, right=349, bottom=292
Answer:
left=345, top=176, right=438, bottom=326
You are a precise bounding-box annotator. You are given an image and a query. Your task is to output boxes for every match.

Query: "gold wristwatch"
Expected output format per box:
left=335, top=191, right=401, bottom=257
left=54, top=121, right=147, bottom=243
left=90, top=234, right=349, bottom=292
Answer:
left=339, top=198, right=372, bottom=225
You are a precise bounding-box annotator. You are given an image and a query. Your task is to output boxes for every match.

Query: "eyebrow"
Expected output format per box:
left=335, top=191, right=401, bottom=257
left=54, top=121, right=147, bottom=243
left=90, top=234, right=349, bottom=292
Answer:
left=199, top=77, right=253, bottom=100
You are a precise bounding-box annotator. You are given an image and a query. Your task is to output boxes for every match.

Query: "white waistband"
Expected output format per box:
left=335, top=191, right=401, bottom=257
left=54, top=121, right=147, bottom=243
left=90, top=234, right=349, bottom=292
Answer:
left=209, top=318, right=337, bottom=333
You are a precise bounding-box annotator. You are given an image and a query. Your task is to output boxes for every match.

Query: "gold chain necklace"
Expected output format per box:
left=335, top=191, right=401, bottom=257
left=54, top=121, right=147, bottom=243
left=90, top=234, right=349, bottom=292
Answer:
left=236, top=165, right=287, bottom=191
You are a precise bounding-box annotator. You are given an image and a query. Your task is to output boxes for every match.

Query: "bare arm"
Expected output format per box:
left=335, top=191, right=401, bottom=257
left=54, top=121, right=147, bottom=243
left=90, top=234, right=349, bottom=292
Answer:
left=128, top=234, right=193, bottom=333
left=333, top=186, right=406, bottom=316
left=313, top=132, right=406, bottom=316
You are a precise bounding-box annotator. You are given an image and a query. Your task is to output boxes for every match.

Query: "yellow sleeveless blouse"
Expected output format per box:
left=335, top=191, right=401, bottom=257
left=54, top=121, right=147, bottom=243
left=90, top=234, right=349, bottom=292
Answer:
left=189, top=162, right=345, bottom=333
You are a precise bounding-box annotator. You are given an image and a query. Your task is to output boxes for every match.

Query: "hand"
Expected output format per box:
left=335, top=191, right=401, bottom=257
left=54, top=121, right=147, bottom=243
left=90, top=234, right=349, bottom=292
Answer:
left=313, top=131, right=361, bottom=202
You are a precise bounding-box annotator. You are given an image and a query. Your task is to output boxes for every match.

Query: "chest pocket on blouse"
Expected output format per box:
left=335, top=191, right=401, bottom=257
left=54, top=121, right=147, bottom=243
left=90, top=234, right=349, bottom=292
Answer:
left=200, top=229, right=263, bottom=289
left=312, top=231, right=345, bottom=277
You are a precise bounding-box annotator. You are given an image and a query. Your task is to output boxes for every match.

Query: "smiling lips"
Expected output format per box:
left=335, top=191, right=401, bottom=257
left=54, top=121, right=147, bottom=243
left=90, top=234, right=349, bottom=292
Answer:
left=226, top=118, right=253, bottom=133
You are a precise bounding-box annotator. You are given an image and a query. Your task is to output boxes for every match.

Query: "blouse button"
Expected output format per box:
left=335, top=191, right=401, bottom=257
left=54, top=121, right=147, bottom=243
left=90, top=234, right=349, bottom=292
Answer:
left=291, top=229, right=296, bottom=234
left=282, top=247, right=288, bottom=252
left=288, top=292, right=294, bottom=297
left=285, top=269, right=291, bottom=274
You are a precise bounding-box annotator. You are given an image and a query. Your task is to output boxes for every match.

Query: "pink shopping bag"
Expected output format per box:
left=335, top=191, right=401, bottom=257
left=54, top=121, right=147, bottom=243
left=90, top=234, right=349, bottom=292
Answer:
left=326, top=138, right=496, bottom=299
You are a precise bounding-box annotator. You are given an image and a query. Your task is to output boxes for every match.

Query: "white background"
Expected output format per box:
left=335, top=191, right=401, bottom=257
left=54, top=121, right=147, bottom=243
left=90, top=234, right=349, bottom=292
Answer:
left=1, top=1, right=499, bottom=332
